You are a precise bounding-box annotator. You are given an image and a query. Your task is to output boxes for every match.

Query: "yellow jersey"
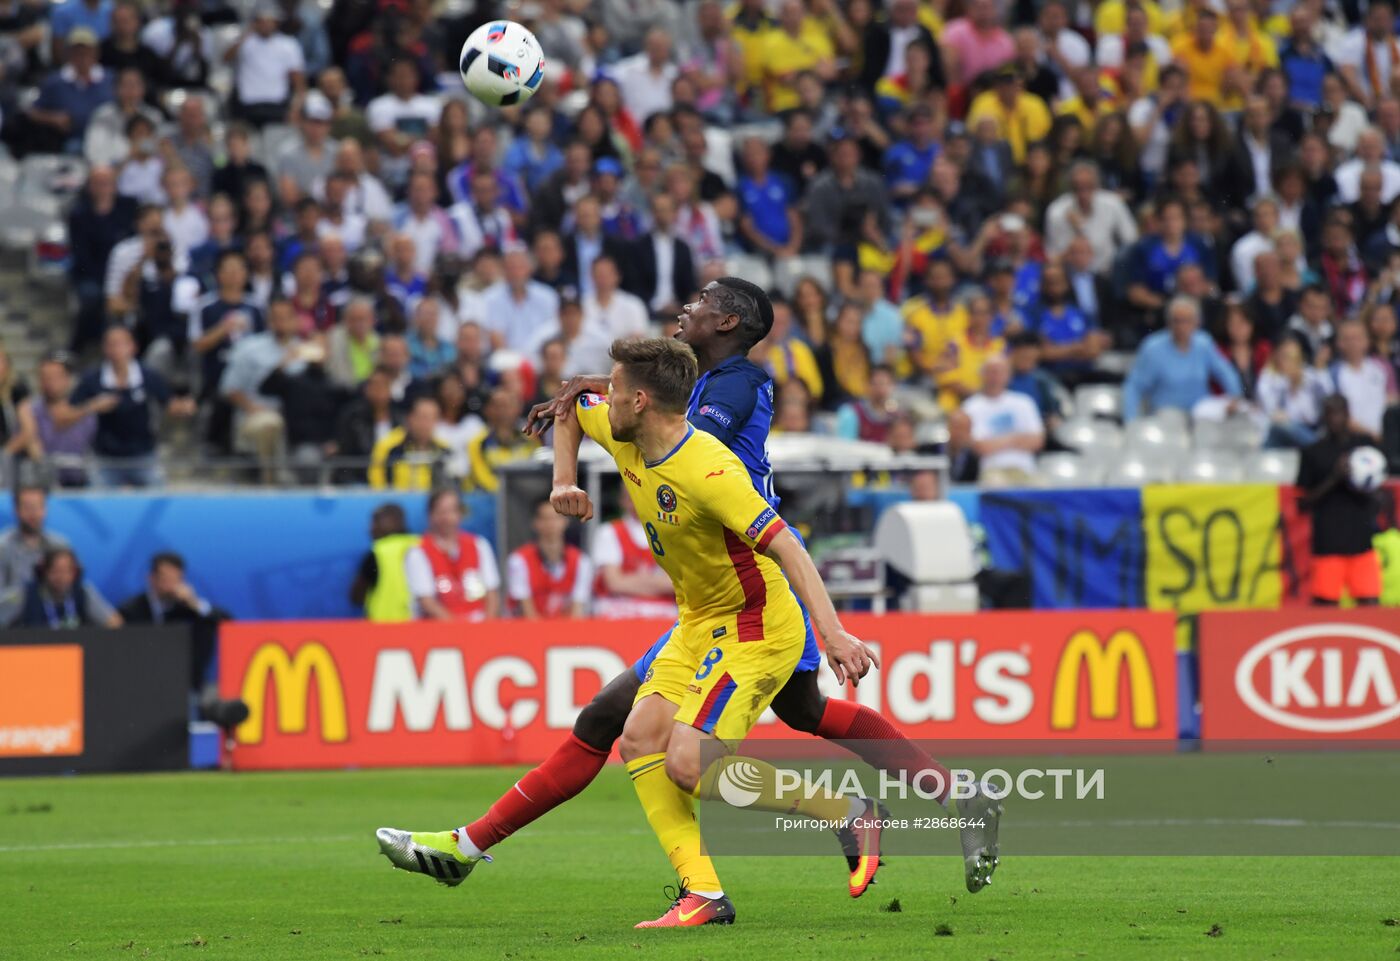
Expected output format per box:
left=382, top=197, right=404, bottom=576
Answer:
left=763, top=337, right=824, bottom=400
left=937, top=331, right=1006, bottom=410
left=1095, top=0, right=1163, bottom=37
left=965, top=91, right=1052, bottom=164
left=368, top=428, right=452, bottom=490
left=576, top=394, right=802, bottom=633
left=902, top=296, right=968, bottom=375
left=1170, top=34, right=1238, bottom=105
left=763, top=23, right=835, bottom=112
left=466, top=430, right=539, bottom=492
left=728, top=6, right=775, bottom=95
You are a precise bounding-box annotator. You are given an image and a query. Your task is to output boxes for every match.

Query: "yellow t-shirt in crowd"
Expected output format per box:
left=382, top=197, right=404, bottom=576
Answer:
left=966, top=90, right=1052, bottom=164
left=764, top=336, right=824, bottom=401
left=763, top=22, right=835, bottom=112
left=1095, top=0, right=1164, bottom=37
left=937, top=331, right=1006, bottom=410
left=1170, top=34, right=1239, bottom=105
left=728, top=7, right=775, bottom=95
left=902, top=297, right=968, bottom=376
left=1055, top=89, right=1117, bottom=135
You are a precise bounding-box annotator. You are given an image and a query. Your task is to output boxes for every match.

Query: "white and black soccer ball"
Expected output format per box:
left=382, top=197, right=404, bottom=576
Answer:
left=459, top=21, right=544, bottom=107
left=1348, top=445, right=1388, bottom=492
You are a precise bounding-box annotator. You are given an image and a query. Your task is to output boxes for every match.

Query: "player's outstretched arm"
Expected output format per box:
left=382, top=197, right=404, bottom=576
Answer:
left=549, top=407, right=594, bottom=520
left=761, top=528, right=878, bottom=686
left=524, top=374, right=610, bottom=436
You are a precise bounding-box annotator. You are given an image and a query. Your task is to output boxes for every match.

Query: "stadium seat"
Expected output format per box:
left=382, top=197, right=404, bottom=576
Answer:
left=1147, top=407, right=1189, bottom=431
left=1178, top=451, right=1246, bottom=483
left=723, top=254, right=774, bottom=292
left=873, top=501, right=978, bottom=612
left=1246, top=448, right=1302, bottom=483
left=1037, top=452, right=1104, bottom=487
left=1074, top=384, right=1123, bottom=421
left=1104, top=455, right=1175, bottom=486
left=1192, top=412, right=1267, bottom=451
left=1125, top=416, right=1191, bottom=454
left=774, top=255, right=832, bottom=297
left=1053, top=418, right=1124, bottom=458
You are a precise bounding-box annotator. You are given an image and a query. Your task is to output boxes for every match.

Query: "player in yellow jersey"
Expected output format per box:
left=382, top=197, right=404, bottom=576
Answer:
left=553, top=337, right=876, bottom=928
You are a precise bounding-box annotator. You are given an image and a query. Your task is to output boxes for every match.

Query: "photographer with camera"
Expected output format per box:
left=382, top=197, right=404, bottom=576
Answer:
left=123, top=227, right=201, bottom=385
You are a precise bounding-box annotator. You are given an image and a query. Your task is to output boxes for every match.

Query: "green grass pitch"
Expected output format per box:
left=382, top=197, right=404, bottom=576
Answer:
left=1, top=765, right=1397, bottom=960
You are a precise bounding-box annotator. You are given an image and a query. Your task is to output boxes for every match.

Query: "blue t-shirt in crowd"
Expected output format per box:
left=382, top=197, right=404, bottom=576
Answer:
left=49, top=0, right=113, bottom=41
left=34, top=66, right=114, bottom=140
left=883, top=140, right=940, bottom=194
left=386, top=270, right=427, bottom=310
left=1131, top=238, right=1204, bottom=295
left=1012, top=262, right=1042, bottom=311
left=1122, top=329, right=1243, bottom=420
left=1031, top=302, right=1091, bottom=346
left=737, top=172, right=795, bottom=248
left=1029, top=302, right=1094, bottom=370
left=1280, top=43, right=1332, bottom=109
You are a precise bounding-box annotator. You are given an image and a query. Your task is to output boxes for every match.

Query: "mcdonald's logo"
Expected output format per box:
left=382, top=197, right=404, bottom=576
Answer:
left=237, top=642, right=348, bottom=745
left=1050, top=629, right=1158, bottom=730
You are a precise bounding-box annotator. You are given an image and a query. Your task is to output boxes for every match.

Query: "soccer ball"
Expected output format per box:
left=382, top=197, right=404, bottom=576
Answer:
left=1348, top=445, right=1388, bottom=492
left=459, top=21, right=544, bottom=107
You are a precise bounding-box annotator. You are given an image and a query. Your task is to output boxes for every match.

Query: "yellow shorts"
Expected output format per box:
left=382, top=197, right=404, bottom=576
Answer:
left=636, top=611, right=804, bottom=743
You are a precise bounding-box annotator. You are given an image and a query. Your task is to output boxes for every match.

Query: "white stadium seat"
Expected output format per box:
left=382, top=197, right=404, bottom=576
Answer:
left=1074, top=384, right=1123, bottom=421
left=1053, top=418, right=1123, bottom=458
left=1125, top=416, right=1192, bottom=454
left=1179, top=451, right=1246, bottom=483
left=1037, top=452, right=1105, bottom=487
left=1105, top=455, right=1176, bottom=486
left=1247, top=448, right=1302, bottom=483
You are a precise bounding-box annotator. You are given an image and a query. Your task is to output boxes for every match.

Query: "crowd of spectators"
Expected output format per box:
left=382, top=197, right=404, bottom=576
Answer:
left=0, top=0, right=1395, bottom=491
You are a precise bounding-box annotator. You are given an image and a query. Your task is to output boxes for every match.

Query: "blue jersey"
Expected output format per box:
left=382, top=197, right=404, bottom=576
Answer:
left=686, top=355, right=778, bottom=508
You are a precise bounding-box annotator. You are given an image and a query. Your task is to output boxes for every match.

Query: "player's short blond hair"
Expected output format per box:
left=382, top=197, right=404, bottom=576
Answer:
left=609, top=337, right=698, bottom=414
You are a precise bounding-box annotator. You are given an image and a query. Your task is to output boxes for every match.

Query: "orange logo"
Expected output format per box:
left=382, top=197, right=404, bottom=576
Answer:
left=706, top=470, right=725, bottom=478
left=0, top=645, right=84, bottom=757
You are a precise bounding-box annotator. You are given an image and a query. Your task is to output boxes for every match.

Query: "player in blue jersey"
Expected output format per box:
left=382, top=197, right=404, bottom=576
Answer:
left=375, top=278, right=1000, bottom=900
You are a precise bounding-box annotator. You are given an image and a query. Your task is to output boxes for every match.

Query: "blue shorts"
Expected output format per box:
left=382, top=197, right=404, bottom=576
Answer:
left=632, top=596, right=821, bottom=680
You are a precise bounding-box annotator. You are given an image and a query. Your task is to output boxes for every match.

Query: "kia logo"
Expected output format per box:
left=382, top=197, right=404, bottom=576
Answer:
left=1235, top=624, right=1400, bottom=733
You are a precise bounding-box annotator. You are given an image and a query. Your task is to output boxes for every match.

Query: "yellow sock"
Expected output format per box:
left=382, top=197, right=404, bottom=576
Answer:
left=626, top=753, right=723, bottom=894
left=698, top=756, right=855, bottom=823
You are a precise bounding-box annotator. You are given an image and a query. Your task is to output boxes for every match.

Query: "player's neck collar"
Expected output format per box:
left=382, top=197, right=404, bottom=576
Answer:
left=644, top=424, right=694, bottom=468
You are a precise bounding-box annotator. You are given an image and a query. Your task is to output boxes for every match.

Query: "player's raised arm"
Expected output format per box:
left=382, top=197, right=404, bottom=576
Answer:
left=549, top=401, right=593, bottom=521
left=759, top=527, right=878, bottom=686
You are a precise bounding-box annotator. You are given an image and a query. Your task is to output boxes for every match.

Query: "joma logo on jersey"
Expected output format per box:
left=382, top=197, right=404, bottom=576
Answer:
left=622, top=467, right=642, bottom=486
left=746, top=507, right=777, bottom=540
left=656, top=485, right=678, bottom=512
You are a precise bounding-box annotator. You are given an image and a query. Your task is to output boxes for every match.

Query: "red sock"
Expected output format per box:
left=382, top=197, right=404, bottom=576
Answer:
left=464, top=734, right=609, bottom=851
left=815, top=699, right=950, bottom=804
